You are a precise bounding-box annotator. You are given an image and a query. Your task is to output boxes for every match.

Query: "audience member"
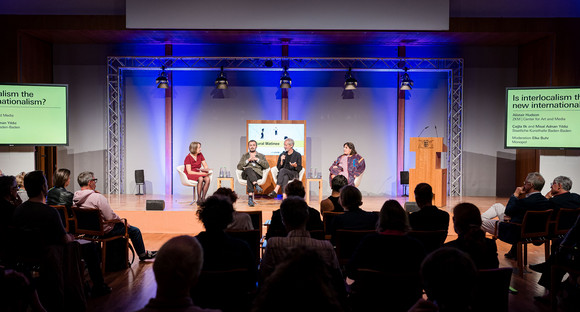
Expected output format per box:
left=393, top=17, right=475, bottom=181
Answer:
left=73, top=171, right=157, bottom=261
left=320, top=175, right=348, bottom=213
left=15, top=172, right=28, bottom=202
left=194, top=195, right=257, bottom=311
left=135, top=235, right=220, bottom=312
left=46, top=168, right=74, bottom=208
left=0, top=266, right=47, bottom=312
left=213, top=187, right=254, bottom=231
left=408, top=183, right=449, bottom=231
left=265, top=180, right=323, bottom=240
left=480, top=172, right=550, bottom=258
left=253, top=247, right=343, bottom=312
left=545, top=175, right=580, bottom=214
left=346, top=200, right=426, bottom=311
left=408, top=247, right=478, bottom=312
left=327, top=185, right=378, bottom=241
left=444, top=203, right=499, bottom=269
left=0, top=175, right=21, bottom=229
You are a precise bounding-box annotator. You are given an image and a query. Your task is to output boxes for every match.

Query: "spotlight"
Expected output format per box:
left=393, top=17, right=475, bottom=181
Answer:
left=215, top=67, right=228, bottom=90
left=400, top=68, right=413, bottom=91
left=280, top=67, right=292, bottom=89
left=264, top=60, right=274, bottom=68
left=344, top=67, right=358, bottom=90
left=156, top=66, right=169, bottom=89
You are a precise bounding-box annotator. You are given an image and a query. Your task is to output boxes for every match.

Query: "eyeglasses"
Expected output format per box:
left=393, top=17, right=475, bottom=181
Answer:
left=90, top=178, right=98, bottom=182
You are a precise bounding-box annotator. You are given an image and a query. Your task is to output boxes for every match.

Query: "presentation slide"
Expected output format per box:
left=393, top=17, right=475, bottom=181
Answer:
left=505, top=87, right=580, bottom=149
left=248, top=122, right=305, bottom=155
left=0, top=83, right=68, bottom=145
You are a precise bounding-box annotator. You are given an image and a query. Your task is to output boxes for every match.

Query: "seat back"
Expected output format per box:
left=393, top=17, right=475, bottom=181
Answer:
left=354, top=171, right=364, bottom=187
left=225, top=229, right=261, bottom=265
left=408, top=230, right=448, bottom=253
left=191, top=268, right=255, bottom=312
left=235, top=169, right=246, bottom=185
left=473, top=268, right=513, bottom=312
left=51, top=205, right=70, bottom=233
left=243, top=210, right=263, bottom=236
left=520, top=209, right=553, bottom=239
left=71, top=207, right=105, bottom=236
left=350, top=268, right=422, bottom=312
left=270, top=167, right=304, bottom=182
left=322, top=211, right=345, bottom=236
left=334, top=229, right=376, bottom=264
left=404, top=201, right=420, bottom=214
left=553, top=208, right=580, bottom=236
left=236, top=167, right=272, bottom=188
left=176, top=165, right=196, bottom=187
left=298, top=167, right=306, bottom=181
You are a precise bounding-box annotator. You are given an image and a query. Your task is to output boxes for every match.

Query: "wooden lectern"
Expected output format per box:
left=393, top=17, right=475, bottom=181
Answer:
left=409, top=137, right=447, bottom=207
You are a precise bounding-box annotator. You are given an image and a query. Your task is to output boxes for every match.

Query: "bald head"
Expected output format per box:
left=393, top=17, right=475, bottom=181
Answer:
left=153, top=235, right=204, bottom=298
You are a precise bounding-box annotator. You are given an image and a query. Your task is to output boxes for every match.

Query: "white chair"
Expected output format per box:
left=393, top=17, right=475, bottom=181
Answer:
left=270, top=167, right=306, bottom=185
left=235, top=167, right=271, bottom=193
left=354, top=171, right=364, bottom=187
left=176, top=165, right=213, bottom=205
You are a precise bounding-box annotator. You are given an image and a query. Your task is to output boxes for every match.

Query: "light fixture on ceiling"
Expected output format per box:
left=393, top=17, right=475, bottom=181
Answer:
left=215, top=66, right=228, bottom=89
left=280, top=67, right=292, bottom=89
left=400, top=68, right=413, bottom=91
left=344, top=67, right=358, bottom=90
left=156, top=66, right=169, bottom=89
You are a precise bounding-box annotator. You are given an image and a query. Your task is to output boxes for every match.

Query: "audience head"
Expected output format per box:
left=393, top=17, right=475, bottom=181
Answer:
left=153, top=235, right=203, bottom=298
left=77, top=171, right=97, bottom=190
left=452, top=203, right=482, bottom=236
left=551, top=176, right=572, bottom=195
left=525, top=172, right=545, bottom=192
left=421, top=247, right=477, bottom=312
left=23, top=171, right=47, bottom=199
left=330, top=175, right=348, bottom=193
left=0, top=175, right=17, bottom=199
left=284, top=179, right=305, bottom=198
left=252, top=246, right=343, bottom=312
left=377, top=200, right=410, bottom=233
left=189, top=141, right=201, bottom=155
left=339, top=185, right=363, bottom=211
left=280, top=196, right=309, bottom=231
left=414, top=183, right=433, bottom=208
left=53, top=168, right=71, bottom=188
left=15, top=172, right=25, bottom=189
left=343, top=142, right=357, bottom=155
left=213, top=187, right=238, bottom=204
left=196, top=195, right=234, bottom=232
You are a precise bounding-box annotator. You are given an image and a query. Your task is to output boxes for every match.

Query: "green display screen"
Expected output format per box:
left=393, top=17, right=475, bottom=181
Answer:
left=0, top=83, right=68, bottom=145
left=505, top=87, right=580, bottom=149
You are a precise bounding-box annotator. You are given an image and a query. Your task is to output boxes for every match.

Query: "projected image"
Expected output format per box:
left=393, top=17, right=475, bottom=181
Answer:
left=248, top=122, right=305, bottom=155
left=0, top=83, right=68, bottom=145
left=505, top=87, right=580, bottom=149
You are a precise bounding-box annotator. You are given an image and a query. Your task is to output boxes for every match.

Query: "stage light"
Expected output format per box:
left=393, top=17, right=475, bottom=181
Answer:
left=400, top=68, right=413, bottom=91
left=156, top=66, right=169, bottom=89
left=280, top=67, right=292, bottom=89
left=215, top=66, right=228, bottom=89
left=344, top=67, right=358, bottom=90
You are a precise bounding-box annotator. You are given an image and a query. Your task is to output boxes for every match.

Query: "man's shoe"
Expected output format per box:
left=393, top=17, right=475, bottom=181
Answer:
left=92, top=283, right=112, bottom=297
left=268, top=191, right=277, bottom=198
left=504, top=250, right=516, bottom=260
left=255, top=184, right=263, bottom=194
left=529, top=262, right=548, bottom=273
left=139, top=250, right=157, bottom=261
left=248, top=197, right=255, bottom=207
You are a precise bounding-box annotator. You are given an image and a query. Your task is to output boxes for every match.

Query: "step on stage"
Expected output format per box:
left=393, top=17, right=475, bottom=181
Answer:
left=106, top=194, right=509, bottom=235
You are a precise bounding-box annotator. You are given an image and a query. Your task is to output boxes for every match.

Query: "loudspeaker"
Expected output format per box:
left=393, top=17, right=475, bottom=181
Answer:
left=135, top=170, right=145, bottom=184
left=400, top=171, right=409, bottom=185
left=146, top=200, right=165, bottom=211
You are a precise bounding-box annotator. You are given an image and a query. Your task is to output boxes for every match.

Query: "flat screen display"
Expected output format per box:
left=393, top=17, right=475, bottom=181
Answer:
left=247, top=121, right=305, bottom=155
left=0, top=83, right=68, bottom=145
left=505, top=87, right=580, bottom=149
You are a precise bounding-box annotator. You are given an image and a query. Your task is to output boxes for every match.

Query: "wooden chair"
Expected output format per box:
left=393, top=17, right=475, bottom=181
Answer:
left=334, top=229, right=376, bottom=265
left=71, top=207, right=129, bottom=273
left=473, top=268, right=513, bottom=312
left=499, top=209, right=553, bottom=277
left=225, top=229, right=261, bottom=265
left=322, top=211, right=345, bottom=240
left=191, top=268, right=255, bottom=312
left=349, top=268, right=422, bottom=312
left=242, top=210, right=263, bottom=237
left=549, top=208, right=580, bottom=245
left=50, top=205, right=72, bottom=233
left=408, top=230, right=448, bottom=254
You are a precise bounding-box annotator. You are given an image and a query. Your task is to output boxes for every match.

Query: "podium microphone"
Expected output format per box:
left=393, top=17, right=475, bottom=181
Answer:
left=435, top=125, right=439, bottom=137
left=418, top=126, right=429, bottom=137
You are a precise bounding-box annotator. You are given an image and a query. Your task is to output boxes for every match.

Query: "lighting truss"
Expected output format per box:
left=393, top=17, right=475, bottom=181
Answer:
left=106, top=56, right=463, bottom=196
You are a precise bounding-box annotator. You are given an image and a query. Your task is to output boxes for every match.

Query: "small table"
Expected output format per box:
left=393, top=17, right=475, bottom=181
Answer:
left=305, top=178, right=323, bottom=204
left=217, top=177, right=234, bottom=189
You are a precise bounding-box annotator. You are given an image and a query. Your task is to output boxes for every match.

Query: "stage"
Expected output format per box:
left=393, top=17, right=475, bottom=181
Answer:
left=108, top=193, right=510, bottom=234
